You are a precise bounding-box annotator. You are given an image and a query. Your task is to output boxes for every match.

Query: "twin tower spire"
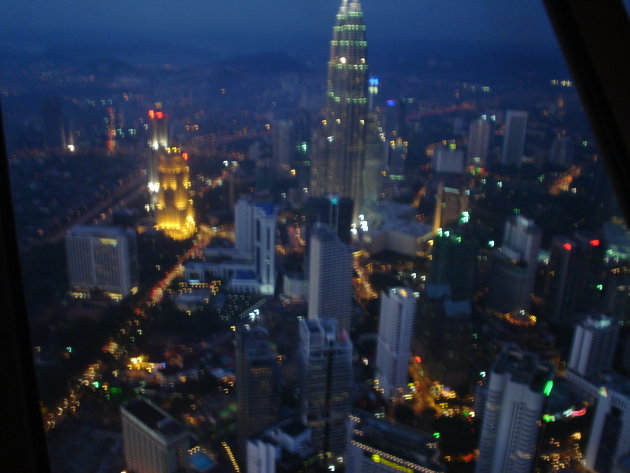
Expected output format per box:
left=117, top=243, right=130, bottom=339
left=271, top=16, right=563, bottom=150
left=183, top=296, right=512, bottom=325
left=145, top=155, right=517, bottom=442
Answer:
left=310, top=0, right=371, bottom=220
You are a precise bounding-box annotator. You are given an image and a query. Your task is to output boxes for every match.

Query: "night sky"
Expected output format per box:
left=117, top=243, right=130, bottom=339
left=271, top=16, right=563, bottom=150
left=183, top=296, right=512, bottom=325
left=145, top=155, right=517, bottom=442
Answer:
left=1, top=0, right=562, bottom=56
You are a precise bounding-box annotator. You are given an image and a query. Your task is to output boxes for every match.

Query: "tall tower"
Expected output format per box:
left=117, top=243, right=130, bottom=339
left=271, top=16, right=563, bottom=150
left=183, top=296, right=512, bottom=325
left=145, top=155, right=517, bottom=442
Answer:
left=311, top=0, right=369, bottom=219
left=476, top=346, right=554, bottom=473
left=155, top=145, right=196, bottom=241
left=299, top=318, right=352, bottom=459
left=467, top=117, right=491, bottom=167
left=308, top=223, right=353, bottom=331
left=147, top=107, right=168, bottom=209
left=501, top=110, right=528, bottom=167
left=543, top=232, right=604, bottom=326
left=375, top=287, right=415, bottom=398
left=236, top=326, right=280, bottom=459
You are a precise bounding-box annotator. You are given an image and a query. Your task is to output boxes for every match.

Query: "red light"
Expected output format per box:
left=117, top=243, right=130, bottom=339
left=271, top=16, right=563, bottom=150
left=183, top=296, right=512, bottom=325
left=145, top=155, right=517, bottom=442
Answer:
left=590, top=239, right=600, bottom=246
left=148, top=109, right=155, bottom=119
left=414, top=356, right=422, bottom=363
left=563, top=243, right=572, bottom=251
left=156, top=111, right=164, bottom=120
left=182, top=152, right=188, bottom=161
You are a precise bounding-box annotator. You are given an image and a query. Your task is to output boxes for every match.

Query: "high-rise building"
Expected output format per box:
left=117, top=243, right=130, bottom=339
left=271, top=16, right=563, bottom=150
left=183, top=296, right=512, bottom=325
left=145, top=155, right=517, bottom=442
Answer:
left=432, top=145, right=464, bottom=174
left=501, top=110, right=528, bottom=167
left=543, top=232, right=604, bottom=326
left=304, top=194, right=353, bottom=245
left=235, top=197, right=277, bottom=295
left=152, top=109, right=195, bottom=242
left=476, top=346, right=554, bottom=473
left=428, top=227, right=478, bottom=302
left=272, top=120, right=295, bottom=172
left=121, top=399, right=190, bottom=473
left=432, top=183, right=469, bottom=234
left=467, top=117, right=491, bottom=167
left=549, top=134, right=573, bottom=166
left=310, top=0, right=369, bottom=219
left=375, top=287, right=415, bottom=398
left=147, top=107, right=169, bottom=209
left=307, top=223, right=353, bottom=331
left=65, top=225, right=138, bottom=301
left=568, top=314, right=620, bottom=378
left=363, top=116, right=386, bottom=205
left=346, top=412, right=446, bottom=473
left=236, top=326, right=280, bottom=458
left=584, top=382, right=630, bottom=473
left=487, top=216, right=541, bottom=314
left=299, top=319, right=352, bottom=458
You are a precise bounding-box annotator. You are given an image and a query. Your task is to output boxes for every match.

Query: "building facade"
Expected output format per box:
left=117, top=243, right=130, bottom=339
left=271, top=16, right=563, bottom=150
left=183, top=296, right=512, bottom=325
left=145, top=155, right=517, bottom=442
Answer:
left=375, top=287, right=415, bottom=398
left=307, top=223, right=353, bottom=331
left=501, top=110, right=528, bottom=167
left=476, top=346, right=554, bottom=473
left=66, top=224, right=138, bottom=301
left=121, top=399, right=190, bottom=473
left=299, top=319, right=352, bottom=459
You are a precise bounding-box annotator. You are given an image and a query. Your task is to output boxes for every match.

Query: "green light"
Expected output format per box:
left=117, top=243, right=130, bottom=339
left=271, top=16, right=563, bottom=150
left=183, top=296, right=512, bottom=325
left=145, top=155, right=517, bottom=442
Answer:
left=596, top=284, right=603, bottom=291
left=543, top=380, right=553, bottom=396
left=433, top=432, right=440, bottom=439
left=543, top=414, right=555, bottom=422
left=449, top=143, right=457, bottom=151
left=92, top=381, right=100, bottom=389
left=488, top=240, right=495, bottom=248
left=331, top=198, right=338, bottom=205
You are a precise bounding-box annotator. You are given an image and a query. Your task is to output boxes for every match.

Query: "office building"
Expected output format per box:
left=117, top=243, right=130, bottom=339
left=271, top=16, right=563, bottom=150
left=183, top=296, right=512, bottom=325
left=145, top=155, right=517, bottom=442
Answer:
left=65, top=225, right=138, bottom=301
left=247, top=420, right=313, bottom=473
left=487, top=216, right=541, bottom=314
left=363, top=116, right=387, bottom=205
left=501, top=110, right=528, bottom=167
left=432, top=145, right=464, bottom=174
left=568, top=314, right=620, bottom=378
left=388, top=137, right=408, bottom=177
left=549, top=134, right=573, bottom=166
left=299, top=319, right=352, bottom=458
left=467, top=117, right=491, bottom=167
left=304, top=194, right=353, bottom=245
left=347, top=412, right=446, bottom=473
left=121, top=399, right=190, bottom=473
left=428, top=227, right=478, bottom=302
left=310, top=0, right=369, bottom=220
left=476, top=346, right=554, bottom=473
left=375, top=287, right=415, bottom=398
left=432, top=183, right=469, bottom=234
left=236, top=326, right=280, bottom=458
left=272, top=120, right=295, bottom=172
left=417, top=285, right=472, bottom=390
left=307, top=223, right=353, bottom=330
left=235, top=197, right=277, bottom=295
left=543, top=232, right=604, bottom=326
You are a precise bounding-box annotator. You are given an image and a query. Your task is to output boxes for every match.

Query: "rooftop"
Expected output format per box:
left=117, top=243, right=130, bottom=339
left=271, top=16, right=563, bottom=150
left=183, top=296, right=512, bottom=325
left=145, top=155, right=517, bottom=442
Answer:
left=124, top=399, right=186, bottom=437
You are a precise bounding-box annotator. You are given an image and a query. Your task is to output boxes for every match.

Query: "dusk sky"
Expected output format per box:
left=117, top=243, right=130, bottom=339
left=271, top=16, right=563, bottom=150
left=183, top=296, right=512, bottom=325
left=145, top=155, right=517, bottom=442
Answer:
left=1, top=0, right=563, bottom=57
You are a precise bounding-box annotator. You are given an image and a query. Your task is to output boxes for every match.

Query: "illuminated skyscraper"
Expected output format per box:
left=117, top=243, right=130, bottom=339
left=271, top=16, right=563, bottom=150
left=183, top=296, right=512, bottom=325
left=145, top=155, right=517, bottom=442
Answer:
left=149, top=110, right=195, bottom=240
left=147, top=107, right=168, bottom=210
left=476, top=346, right=554, bottom=473
left=568, top=314, right=619, bottom=378
left=311, top=0, right=369, bottom=219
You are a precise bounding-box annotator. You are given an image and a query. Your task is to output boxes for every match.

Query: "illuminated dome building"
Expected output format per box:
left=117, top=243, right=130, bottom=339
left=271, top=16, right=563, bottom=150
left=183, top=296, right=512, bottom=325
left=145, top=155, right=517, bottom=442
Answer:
left=155, top=146, right=195, bottom=240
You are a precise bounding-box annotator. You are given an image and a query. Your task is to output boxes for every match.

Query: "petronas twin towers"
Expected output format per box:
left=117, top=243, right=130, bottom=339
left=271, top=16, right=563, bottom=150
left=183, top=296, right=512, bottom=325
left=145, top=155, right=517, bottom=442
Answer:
left=311, top=0, right=382, bottom=219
